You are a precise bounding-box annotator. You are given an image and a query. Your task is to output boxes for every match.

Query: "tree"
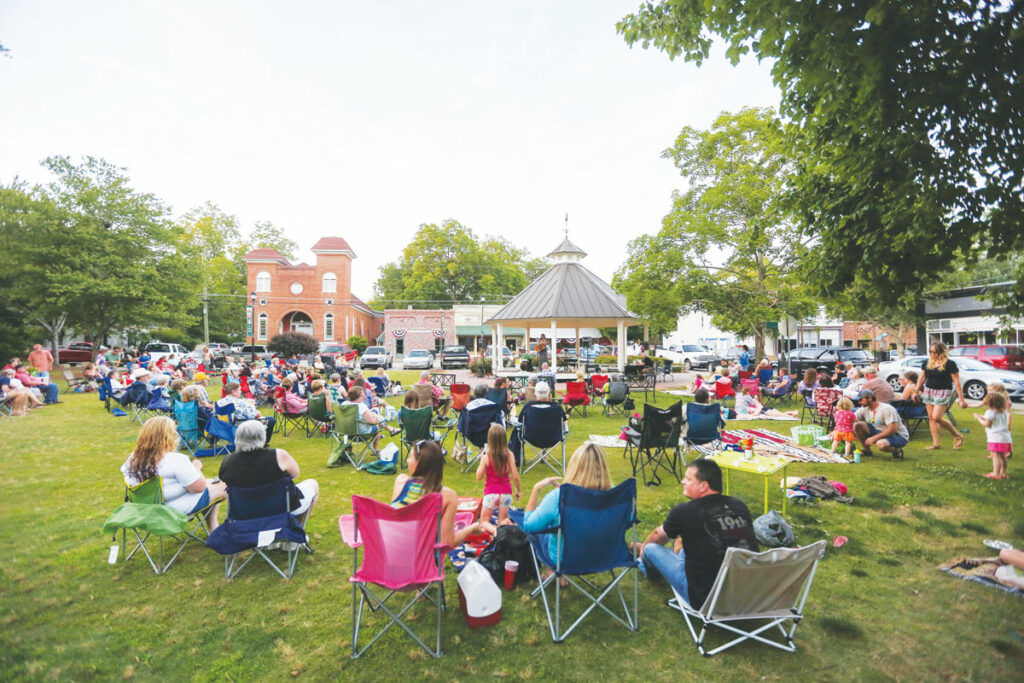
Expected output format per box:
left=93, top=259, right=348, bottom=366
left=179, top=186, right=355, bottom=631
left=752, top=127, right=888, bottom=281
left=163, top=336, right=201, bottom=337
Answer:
left=268, top=332, right=318, bottom=357
left=614, top=108, right=814, bottom=362
left=371, top=220, right=547, bottom=308
left=347, top=335, right=368, bottom=353
left=38, top=156, right=193, bottom=344
left=243, top=220, right=298, bottom=262
left=618, top=1, right=1024, bottom=315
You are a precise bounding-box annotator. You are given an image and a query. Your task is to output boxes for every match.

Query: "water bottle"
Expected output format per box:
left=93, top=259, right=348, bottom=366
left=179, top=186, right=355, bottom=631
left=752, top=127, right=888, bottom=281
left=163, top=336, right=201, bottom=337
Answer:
left=853, top=450, right=861, bottom=463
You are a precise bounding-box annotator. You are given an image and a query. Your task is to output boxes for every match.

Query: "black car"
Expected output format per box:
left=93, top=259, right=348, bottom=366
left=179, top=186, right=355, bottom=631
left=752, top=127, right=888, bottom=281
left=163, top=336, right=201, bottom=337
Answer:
left=784, top=346, right=874, bottom=375
left=440, top=345, right=470, bottom=369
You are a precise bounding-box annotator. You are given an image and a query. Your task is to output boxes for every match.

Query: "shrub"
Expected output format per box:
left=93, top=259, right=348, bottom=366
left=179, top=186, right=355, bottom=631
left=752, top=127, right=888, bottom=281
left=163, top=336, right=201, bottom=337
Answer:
left=469, top=358, right=492, bottom=377
left=268, top=332, right=318, bottom=357
left=347, top=335, right=368, bottom=353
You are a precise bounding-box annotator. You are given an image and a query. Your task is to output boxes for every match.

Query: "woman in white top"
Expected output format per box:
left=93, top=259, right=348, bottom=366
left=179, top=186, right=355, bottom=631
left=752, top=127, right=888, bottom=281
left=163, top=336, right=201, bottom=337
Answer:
left=120, top=416, right=226, bottom=530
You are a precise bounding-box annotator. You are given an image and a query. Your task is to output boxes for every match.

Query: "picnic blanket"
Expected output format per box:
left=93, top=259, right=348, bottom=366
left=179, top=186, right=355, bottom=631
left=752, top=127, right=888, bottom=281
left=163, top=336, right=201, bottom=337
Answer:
left=726, top=414, right=799, bottom=421
left=588, top=434, right=628, bottom=449
left=938, top=556, right=1024, bottom=597
left=688, top=428, right=852, bottom=464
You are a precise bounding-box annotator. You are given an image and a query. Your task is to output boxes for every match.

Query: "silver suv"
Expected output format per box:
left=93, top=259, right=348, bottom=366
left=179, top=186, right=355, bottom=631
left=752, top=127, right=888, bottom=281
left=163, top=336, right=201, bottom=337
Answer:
left=360, top=346, right=393, bottom=369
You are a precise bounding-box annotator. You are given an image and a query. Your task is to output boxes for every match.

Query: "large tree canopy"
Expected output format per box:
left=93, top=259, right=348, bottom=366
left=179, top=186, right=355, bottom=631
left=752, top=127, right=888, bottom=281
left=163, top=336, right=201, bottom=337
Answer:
left=371, top=219, right=547, bottom=308
left=618, top=1, right=1024, bottom=314
left=615, top=108, right=814, bottom=361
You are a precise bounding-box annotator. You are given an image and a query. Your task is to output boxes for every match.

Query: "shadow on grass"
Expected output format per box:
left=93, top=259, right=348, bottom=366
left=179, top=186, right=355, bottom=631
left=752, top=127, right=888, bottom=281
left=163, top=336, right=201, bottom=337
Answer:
left=856, top=490, right=895, bottom=511
left=960, top=521, right=989, bottom=534
left=819, top=616, right=864, bottom=639
left=910, top=509, right=963, bottom=536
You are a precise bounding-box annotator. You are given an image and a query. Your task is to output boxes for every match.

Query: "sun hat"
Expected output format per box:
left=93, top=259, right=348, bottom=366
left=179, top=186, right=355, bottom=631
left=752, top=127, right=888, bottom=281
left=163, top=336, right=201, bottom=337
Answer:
left=194, top=371, right=207, bottom=380
left=131, top=368, right=150, bottom=379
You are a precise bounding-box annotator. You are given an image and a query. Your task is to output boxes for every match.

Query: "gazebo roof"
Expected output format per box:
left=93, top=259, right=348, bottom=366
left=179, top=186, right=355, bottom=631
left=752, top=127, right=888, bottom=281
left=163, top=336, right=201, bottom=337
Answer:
left=486, top=258, right=637, bottom=328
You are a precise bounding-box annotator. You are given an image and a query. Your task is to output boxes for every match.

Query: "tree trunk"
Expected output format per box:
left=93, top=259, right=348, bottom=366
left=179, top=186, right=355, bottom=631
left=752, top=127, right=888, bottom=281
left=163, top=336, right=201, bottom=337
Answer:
left=753, top=327, right=766, bottom=367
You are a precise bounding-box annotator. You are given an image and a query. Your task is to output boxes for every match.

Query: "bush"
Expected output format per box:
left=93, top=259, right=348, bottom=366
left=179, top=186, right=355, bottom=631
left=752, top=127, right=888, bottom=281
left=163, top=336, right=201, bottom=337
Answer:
left=268, top=332, right=318, bottom=357
left=469, top=358, right=493, bottom=377
left=347, top=335, right=368, bottom=353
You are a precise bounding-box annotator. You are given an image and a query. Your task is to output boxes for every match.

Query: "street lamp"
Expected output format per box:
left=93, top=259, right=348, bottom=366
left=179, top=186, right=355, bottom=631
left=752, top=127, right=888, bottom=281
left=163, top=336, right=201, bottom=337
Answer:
left=249, top=291, right=257, bottom=362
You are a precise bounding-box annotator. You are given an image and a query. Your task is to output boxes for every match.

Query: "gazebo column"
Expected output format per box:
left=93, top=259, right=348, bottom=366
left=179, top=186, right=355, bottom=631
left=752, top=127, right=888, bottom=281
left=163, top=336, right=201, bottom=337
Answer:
left=617, top=320, right=626, bottom=373
left=551, top=319, right=557, bottom=370
left=495, top=323, right=504, bottom=374
left=575, top=327, right=580, bottom=372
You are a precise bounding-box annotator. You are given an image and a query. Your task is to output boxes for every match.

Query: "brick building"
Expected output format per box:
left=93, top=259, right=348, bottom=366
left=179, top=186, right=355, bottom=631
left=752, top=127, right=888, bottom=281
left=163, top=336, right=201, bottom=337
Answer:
left=382, top=309, right=456, bottom=358
left=243, top=237, right=383, bottom=345
left=842, top=321, right=917, bottom=351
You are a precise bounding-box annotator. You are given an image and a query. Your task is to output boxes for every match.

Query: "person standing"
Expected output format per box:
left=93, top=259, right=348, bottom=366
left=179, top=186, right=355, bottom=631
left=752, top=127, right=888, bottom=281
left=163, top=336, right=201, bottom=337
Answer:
left=914, top=341, right=967, bottom=450
left=633, top=459, right=758, bottom=608
left=27, top=344, right=54, bottom=383
left=738, top=345, right=751, bottom=373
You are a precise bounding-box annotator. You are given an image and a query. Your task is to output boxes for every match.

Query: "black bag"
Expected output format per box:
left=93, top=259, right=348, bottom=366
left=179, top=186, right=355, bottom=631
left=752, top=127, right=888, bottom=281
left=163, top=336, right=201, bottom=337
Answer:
left=624, top=397, right=636, bottom=411
left=476, top=525, right=536, bottom=587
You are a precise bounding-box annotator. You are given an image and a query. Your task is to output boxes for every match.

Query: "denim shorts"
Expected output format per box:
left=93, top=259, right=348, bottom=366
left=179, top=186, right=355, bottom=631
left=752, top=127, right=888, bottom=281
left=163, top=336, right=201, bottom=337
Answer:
left=188, top=489, right=211, bottom=513
left=865, top=424, right=908, bottom=448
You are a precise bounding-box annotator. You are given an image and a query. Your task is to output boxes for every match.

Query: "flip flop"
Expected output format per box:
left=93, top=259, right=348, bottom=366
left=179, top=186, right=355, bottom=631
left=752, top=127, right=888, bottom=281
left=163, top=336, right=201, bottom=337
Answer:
left=983, top=473, right=1000, bottom=479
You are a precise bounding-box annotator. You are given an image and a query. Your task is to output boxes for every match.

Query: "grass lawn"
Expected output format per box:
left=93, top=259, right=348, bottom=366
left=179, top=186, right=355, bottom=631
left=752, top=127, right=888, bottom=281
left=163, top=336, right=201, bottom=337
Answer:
left=2, top=371, right=1022, bottom=681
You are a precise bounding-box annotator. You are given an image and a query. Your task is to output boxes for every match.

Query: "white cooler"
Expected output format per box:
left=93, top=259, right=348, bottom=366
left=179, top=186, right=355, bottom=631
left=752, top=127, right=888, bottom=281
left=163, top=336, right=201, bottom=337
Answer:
left=457, top=560, right=502, bottom=628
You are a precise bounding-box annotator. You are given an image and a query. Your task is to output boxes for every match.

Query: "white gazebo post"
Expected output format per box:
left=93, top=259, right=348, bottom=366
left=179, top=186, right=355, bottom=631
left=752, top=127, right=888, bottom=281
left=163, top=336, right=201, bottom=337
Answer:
left=551, top=320, right=557, bottom=369
left=494, top=323, right=504, bottom=373
left=617, top=320, right=626, bottom=373
left=575, top=326, right=581, bottom=372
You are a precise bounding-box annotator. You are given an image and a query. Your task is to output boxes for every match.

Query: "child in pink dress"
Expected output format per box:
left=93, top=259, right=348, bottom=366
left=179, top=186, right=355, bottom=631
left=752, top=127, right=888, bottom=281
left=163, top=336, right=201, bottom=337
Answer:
left=830, top=397, right=856, bottom=458
left=476, top=423, right=521, bottom=524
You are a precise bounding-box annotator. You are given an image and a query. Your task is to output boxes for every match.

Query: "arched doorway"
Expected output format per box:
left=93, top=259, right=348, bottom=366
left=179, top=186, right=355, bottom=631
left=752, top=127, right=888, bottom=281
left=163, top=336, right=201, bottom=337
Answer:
left=283, top=311, right=314, bottom=336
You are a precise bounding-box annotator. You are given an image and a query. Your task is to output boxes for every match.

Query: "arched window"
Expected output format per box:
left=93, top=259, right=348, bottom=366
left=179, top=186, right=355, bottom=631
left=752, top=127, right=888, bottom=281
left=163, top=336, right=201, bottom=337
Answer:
left=256, top=271, right=271, bottom=292
left=257, top=313, right=268, bottom=340
left=322, top=272, right=337, bottom=293
left=324, top=313, right=335, bottom=340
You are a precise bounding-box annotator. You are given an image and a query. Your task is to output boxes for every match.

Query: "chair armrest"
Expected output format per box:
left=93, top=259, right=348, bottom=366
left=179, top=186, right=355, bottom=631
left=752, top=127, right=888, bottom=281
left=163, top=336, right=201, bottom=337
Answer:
left=338, top=514, right=362, bottom=548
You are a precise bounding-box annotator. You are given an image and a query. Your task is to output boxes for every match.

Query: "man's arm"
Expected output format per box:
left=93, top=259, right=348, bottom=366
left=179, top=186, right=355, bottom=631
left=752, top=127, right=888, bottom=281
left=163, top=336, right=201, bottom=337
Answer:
left=637, top=525, right=670, bottom=557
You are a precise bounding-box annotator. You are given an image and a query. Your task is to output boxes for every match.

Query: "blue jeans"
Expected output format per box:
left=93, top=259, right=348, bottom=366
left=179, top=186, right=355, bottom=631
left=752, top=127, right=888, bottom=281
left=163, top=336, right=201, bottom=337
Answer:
left=41, top=383, right=59, bottom=403
left=642, top=543, right=690, bottom=603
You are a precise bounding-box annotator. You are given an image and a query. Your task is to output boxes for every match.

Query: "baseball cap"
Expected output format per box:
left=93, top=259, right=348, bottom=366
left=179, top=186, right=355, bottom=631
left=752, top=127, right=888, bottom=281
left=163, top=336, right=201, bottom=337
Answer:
left=856, top=389, right=875, bottom=401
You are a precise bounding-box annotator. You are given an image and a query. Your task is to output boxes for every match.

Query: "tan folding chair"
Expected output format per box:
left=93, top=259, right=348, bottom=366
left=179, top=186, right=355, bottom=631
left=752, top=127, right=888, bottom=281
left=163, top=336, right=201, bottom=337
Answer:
left=667, top=540, right=826, bottom=656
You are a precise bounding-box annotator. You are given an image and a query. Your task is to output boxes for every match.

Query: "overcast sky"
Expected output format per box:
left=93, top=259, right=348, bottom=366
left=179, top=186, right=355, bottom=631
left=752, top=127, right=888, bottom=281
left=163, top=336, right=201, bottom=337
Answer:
left=0, top=1, right=778, bottom=302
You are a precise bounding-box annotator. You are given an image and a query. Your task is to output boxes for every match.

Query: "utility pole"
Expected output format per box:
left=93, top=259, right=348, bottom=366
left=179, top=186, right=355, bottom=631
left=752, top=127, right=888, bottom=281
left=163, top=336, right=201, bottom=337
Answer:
left=203, top=284, right=210, bottom=344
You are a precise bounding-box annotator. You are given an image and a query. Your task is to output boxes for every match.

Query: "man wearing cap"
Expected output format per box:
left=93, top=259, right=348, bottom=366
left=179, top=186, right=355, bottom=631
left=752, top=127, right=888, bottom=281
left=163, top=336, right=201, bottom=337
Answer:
left=853, top=389, right=909, bottom=460
left=861, top=365, right=895, bottom=403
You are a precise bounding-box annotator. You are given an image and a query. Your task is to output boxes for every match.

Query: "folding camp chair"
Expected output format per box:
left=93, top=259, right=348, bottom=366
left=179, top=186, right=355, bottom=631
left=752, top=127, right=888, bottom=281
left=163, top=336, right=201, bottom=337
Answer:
left=589, top=374, right=610, bottom=401
left=713, top=380, right=736, bottom=407
left=757, top=367, right=774, bottom=386
left=173, top=400, right=200, bottom=456
left=100, top=375, right=113, bottom=412
left=306, top=393, right=333, bottom=438
left=683, top=402, right=725, bottom=456
left=455, top=401, right=504, bottom=473
left=408, top=384, right=435, bottom=412
left=60, top=363, right=87, bottom=392
left=761, top=380, right=795, bottom=407
left=740, top=378, right=759, bottom=396
left=624, top=402, right=684, bottom=486
left=892, top=400, right=928, bottom=439
left=798, top=389, right=816, bottom=423
left=199, top=403, right=236, bottom=457
left=239, top=374, right=254, bottom=399
left=0, top=394, right=11, bottom=418
left=339, top=493, right=446, bottom=658
left=399, top=405, right=434, bottom=468
left=450, top=383, right=471, bottom=413
left=667, top=541, right=826, bottom=656
left=562, top=381, right=590, bottom=417
left=659, top=358, right=674, bottom=383
left=811, top=387, right=842, bottom=430
left=104, top=476, right=219, bottom=574
left=519, top=402, right=567, bottom=475
left=626, top=366, right=656, bottom=402
left=123, top=381, right=152, bottom=424
left=486, top=387, right=510, bottom=418
left=206, top=477, right=312, bottom=579
left=331, top=402, right=380, bottom=469
left=274, top=397, right=309, bottom=437
left=525, top=479, right=639, bottom=643
left=366, top=376, right=388, bottom=399
left=146, top=386, right=173, bottom=415
left=604, top=380, right=630, bottom=417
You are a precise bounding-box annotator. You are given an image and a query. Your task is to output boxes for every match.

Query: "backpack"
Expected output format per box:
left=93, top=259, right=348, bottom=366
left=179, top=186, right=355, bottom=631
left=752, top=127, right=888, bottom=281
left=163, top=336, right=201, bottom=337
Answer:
left=475, top=525, right=536, bottom=588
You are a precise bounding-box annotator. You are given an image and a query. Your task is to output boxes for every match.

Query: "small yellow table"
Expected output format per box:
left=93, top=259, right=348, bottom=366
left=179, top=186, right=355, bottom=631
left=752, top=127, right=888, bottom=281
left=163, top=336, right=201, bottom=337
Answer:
left=707, top=450, right=790, bottom=515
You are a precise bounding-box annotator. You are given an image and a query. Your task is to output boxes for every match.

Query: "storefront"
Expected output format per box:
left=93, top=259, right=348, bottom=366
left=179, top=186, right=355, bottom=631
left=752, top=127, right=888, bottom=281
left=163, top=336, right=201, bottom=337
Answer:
left=918, top=283, right=1023, bottom=348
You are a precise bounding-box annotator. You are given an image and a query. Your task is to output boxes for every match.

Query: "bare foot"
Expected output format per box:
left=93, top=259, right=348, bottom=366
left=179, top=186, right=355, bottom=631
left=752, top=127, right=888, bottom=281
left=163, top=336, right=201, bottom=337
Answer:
left=953, top=435, right=964, bottom=450
left=983, top=473, right=1000, bottom=479
left=924, top=444, right=941, bottom=451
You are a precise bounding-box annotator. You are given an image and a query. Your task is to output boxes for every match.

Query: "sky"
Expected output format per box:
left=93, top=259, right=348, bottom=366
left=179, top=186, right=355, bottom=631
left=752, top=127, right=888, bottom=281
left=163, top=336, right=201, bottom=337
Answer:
left=0, top=1, right=779, bottom=303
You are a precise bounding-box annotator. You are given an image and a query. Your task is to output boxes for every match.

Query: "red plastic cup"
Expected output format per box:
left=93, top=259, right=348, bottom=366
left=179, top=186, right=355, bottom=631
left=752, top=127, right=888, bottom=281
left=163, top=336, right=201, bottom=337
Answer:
left=504, top=560, right=519, bottom=590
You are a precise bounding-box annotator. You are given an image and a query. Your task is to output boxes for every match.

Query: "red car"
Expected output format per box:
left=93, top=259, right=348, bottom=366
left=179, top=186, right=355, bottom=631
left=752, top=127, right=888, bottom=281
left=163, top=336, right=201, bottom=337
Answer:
left=318, top=343, right=359, bottom=364
left=949, top=344, right=1024, bottom=371
left=56, top=341, right=95, bottom=364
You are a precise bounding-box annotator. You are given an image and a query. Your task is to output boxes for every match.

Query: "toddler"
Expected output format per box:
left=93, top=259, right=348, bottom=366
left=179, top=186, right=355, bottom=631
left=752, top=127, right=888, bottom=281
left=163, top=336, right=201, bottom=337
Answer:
left=476, top=423, right=521, bottom=524
left=974, top=391, right=1011, bottom=479
left=830, top=397, right=856, bottom=457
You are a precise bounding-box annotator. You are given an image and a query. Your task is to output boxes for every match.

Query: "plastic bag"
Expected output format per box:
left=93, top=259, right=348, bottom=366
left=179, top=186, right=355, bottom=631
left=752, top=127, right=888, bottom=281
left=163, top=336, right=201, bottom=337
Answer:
left=753, top=510, right=794, bottom=548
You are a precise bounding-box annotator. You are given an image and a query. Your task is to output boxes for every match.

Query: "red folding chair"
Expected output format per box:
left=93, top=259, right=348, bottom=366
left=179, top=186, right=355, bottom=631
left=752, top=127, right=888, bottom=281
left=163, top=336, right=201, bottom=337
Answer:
left=562, top=381, right=591, bottom=417
left=339, top=493, right=446, bottom=658
left=589, top=374, right=610, bottom=400
left=714, top=379, right=736, bottom=405
left=239, top=375, right=254, bottom=399
left=740, top=378, right=759, bottom=395
left=221, top=372, right=229, bottom=398
left=450, top=383, right=471, bottom=412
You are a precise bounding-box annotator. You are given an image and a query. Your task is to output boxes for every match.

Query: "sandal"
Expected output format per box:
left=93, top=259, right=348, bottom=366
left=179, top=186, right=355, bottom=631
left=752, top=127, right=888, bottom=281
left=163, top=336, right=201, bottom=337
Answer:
left=953, top=435, right=964, bottom=450
left=983, top=473, right=1000, bottom=479
left=924, top=444, right=941, bottom=451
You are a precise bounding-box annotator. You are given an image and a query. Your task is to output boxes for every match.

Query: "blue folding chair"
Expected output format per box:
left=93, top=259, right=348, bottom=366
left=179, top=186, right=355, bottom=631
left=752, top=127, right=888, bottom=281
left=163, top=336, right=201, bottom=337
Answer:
left=100, top=375, right=113, bottom=412
left=366, top=376, right=388, bottom=398
left=197, top=402, right=236, bottom=457
left=455, top=402, right=504, bottom=473
left=122, top=382, right=152, bottom=424
left=683, top=402, right=725, bottom=458
left=519, top=402, right=567, bottom=475
left=206, top=477, right=312, bottom=579
left=486, top=387, right=510, bottom=416
left=524, top=479, right=639, bottom=642
left=173, top=400, right=200, bottom=456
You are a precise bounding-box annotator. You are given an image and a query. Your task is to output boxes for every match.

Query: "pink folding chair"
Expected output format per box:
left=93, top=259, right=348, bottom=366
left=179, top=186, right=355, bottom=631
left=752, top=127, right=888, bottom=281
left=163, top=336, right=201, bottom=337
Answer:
left=339, top=493, right=446, bottom=658
left=740, top=378, right=759, bottom=395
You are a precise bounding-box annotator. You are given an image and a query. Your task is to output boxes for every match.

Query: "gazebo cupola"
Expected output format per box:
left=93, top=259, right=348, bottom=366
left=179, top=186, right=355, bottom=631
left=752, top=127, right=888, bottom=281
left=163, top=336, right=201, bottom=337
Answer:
left=547, top=238, right=587, bottom=265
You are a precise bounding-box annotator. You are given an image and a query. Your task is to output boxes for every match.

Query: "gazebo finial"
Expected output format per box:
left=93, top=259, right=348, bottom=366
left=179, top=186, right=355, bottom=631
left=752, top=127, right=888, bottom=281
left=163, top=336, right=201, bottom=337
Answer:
left=564, top=212, right=569, bottom=239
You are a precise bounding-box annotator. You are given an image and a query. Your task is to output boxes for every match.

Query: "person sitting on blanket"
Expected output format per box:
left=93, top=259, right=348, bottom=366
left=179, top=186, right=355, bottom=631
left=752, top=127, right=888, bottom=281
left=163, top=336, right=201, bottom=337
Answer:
left=852, top=389, right=909, bottom=461
left=632, top=459, right=759, bottom=608
left=391, top=439, right=491, bottom=546
left=760, top=367, right=793, bottom=398
left=219, top=420, right=318, bottom=524
left=735, top=385, right=799, bottom=419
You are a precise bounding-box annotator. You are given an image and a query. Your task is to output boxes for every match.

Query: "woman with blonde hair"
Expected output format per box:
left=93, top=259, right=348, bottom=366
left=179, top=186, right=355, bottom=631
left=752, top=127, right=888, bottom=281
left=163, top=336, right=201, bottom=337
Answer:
left=521, top=443, right=613, bottom=571
left=914, top=341, right=967, bottom=450
left=120, top=416, right=225, bottom=530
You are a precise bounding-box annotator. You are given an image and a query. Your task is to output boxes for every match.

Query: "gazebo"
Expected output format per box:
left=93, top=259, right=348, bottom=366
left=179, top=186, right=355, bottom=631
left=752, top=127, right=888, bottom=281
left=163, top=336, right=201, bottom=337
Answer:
left=485, top=237, right=639, bottom=373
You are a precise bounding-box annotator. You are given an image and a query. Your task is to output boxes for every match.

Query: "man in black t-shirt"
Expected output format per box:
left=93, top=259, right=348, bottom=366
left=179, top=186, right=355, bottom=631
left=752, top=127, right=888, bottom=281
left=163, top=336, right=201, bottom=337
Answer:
left=634, top=459, right=758, bottom=608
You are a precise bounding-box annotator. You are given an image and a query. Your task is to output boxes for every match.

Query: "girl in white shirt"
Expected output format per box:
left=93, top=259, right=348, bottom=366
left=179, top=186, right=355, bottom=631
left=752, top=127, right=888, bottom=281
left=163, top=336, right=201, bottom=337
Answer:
left=974, top=391, right=1012, bottom=480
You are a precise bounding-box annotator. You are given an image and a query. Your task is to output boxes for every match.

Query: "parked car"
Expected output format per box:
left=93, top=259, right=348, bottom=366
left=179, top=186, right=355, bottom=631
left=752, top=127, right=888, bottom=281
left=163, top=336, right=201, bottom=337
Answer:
left=237, top=345, right=273, bottom=361
left=56, top=341, right=94, bottom=364
left=673, top=344, right=717, bottom=372
left=230, top=342, right=246, bottom=353
left=949, top=344, right=1024, bottom=371
left=877, top=355, right=1024, bottom=402
left=360, top=346, right=392, bottom=369
left=144, top=342, right=189, bottom=364
left=440, top=345, right=470, bottom=369
left=403, top=349, right=435, bottom=370
left=784, top=346, right=873, bottom=375
left=318, top=343, right=359, bottom=365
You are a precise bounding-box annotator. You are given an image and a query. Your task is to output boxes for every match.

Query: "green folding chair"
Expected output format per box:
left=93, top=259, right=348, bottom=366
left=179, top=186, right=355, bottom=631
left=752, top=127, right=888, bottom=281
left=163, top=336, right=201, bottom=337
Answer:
left=330, top=403, right=380, bottom=469
left=398, top=405, right=433, bottom=468
left=306, top=393, right=334, bottom=438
